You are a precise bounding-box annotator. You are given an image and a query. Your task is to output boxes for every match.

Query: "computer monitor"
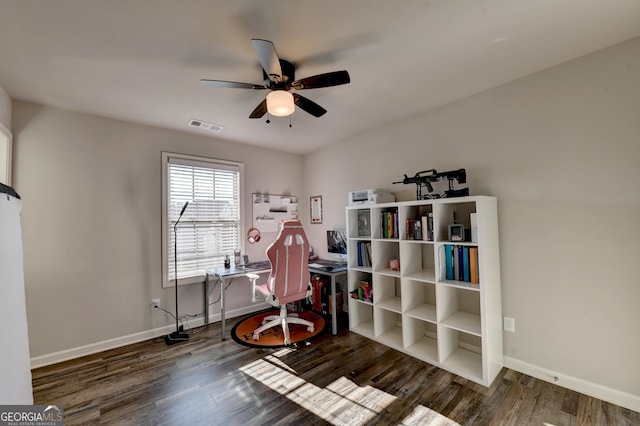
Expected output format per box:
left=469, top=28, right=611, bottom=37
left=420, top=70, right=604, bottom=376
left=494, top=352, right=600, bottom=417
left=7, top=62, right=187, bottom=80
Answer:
left=326, top=230, right=347, bottom=261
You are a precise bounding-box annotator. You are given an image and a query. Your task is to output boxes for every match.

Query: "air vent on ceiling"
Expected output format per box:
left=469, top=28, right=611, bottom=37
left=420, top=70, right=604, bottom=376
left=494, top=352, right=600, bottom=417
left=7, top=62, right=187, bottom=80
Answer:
left=188, top=118, right=223, bottom=132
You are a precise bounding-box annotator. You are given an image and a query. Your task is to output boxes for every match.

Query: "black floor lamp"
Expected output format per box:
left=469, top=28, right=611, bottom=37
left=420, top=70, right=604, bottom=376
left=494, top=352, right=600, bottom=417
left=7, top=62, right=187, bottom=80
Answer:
left=165, top=201, right=190, bottom=345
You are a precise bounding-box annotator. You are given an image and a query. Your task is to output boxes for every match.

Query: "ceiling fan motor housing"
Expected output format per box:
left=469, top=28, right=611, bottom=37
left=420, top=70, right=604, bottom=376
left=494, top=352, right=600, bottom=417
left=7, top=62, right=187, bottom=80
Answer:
left=264, top=59, right=295, bottom=88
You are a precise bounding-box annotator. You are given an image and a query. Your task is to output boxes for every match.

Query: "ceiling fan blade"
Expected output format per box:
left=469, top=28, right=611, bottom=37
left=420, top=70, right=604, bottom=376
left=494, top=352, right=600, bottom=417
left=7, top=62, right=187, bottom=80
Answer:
left=293, top=93, right=327, bottom=117
left=249, top=99, right=268, bottom=119
left=292, top=70, right=350, bottom=90
left=252, top=39, right=283, bottom=82
left=200, top=79, right=265, bottom=90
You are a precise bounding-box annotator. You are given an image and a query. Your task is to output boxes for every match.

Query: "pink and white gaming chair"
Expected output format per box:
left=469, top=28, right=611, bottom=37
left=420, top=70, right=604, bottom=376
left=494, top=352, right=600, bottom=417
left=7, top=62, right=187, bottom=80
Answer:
left=248, top=220, right=314, bottom=345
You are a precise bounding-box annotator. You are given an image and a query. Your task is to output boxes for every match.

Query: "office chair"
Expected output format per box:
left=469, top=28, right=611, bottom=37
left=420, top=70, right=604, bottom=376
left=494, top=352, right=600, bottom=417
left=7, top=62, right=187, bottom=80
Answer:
left=247, top=220, right=314, bottom=345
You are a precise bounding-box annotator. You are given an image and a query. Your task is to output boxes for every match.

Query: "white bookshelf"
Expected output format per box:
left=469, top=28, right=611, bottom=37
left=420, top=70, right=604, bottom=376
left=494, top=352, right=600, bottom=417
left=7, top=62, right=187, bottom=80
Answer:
left=346, top=196, right=503, bottom=386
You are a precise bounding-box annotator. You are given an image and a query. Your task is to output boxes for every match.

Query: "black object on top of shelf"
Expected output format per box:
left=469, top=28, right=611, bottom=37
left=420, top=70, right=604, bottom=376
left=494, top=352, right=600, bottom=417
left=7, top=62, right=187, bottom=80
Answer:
left=392, top=168, right=469, bottom=200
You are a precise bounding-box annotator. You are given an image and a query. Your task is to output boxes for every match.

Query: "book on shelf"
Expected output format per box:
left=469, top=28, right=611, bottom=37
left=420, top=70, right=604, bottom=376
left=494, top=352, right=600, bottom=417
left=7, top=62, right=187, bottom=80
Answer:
left=356, top=241, right=372, bottom=267
left=381, top=212, right=389, bottom=238
left=381, top=210, right=399, bottom=239
left=463, top=246, right=471, bottom=282
left=445, top=244, right=455, bottom=280
left=470, top=212, right=478, bottom=243
left=457, top=245, right=465, bottom=281
left=438, top=245, right=447, bottom=281
left=413, top=219, right=422, bottom=240
left=406, top=218, right=414, bottom=240
left=405, top=217, right=424, bottom=240
left=390, top=212, right=393, bottom=238
left=357, top=210, right=371, bottom=237
left=469, top=246, right=479, bottom=284
left=420, top=212, right=434, bottom=241
left=393, top=211, right=399, bottom=238
left=421, top=216, right=428, bottom=240
left=363, top=241, right=368, bottom=266
left=442, top=244, right=478, bottom=284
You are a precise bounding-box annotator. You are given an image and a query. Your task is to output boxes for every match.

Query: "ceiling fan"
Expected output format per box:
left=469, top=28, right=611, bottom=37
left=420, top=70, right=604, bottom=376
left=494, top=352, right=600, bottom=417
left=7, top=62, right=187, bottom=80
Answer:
left=200, top=39, right=351, bottom=119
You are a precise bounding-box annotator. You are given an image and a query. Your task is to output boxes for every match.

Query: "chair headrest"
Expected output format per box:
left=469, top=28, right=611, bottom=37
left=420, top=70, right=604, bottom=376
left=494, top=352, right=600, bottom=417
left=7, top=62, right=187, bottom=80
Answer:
left=281, top=220, right=303, bottom=229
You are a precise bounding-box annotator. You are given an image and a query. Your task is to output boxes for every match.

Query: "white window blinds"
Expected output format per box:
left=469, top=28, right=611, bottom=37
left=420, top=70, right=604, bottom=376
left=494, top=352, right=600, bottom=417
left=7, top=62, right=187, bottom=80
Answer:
left=163, top=153, right=242, bottom=286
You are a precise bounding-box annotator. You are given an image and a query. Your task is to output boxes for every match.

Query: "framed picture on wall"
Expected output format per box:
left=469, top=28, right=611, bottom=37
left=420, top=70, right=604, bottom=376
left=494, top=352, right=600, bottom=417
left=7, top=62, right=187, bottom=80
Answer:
left=310, top=195, right=322, bottom=224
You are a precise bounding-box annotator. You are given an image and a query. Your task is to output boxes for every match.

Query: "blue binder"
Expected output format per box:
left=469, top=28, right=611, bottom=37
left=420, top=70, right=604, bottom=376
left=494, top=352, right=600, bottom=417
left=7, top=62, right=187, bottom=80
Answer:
left=457, top=245, right=465, bottom=281
left=445, top=244, right=455, bottom=280
left=463, top=246, right=471, bottom=282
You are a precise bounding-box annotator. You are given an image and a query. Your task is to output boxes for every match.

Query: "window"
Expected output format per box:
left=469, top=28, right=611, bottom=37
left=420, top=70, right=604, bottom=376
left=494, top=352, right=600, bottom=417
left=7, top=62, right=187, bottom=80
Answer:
left=161, top=152, right=243, bottom=287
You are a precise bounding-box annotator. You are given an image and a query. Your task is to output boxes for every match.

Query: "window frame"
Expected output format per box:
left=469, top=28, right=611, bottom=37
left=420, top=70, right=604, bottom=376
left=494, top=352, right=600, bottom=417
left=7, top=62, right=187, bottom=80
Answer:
left=161, top=152, right=244, bottom=288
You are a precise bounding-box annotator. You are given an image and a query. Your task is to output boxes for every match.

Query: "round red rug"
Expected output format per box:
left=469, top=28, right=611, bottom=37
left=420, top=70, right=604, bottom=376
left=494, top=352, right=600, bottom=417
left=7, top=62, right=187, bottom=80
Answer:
left=231, top=309, right=326, bottom=348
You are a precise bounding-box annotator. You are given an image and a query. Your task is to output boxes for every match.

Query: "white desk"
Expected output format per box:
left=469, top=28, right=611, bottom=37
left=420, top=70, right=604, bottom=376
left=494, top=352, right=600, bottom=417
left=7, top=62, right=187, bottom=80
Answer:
left=205, top=262, right=347, bottom=340
left=205, top=264, right=271, bottom=340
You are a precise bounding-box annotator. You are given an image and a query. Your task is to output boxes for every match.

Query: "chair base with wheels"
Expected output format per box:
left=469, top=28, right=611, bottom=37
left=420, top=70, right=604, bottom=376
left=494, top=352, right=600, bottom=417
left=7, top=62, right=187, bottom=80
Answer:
left=246, top=220, right=314, bottom=346
left=249, top=300, right=314, bottom=345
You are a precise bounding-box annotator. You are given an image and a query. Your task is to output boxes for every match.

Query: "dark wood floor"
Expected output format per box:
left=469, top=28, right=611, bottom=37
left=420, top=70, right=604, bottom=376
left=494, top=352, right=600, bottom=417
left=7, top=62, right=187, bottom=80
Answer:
left=32, top=315, right=639, bottom=425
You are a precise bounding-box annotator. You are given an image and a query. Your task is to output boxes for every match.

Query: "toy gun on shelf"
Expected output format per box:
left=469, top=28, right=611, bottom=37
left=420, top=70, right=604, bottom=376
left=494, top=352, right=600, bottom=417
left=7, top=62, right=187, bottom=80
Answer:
left=393, top=168, right=469, bottom=200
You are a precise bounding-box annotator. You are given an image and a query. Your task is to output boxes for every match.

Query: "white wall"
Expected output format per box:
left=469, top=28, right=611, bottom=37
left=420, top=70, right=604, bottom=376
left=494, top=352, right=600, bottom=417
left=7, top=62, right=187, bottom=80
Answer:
left=12, top=101, right=303, bottom=361
left=303, top=37, right=640, bottom=407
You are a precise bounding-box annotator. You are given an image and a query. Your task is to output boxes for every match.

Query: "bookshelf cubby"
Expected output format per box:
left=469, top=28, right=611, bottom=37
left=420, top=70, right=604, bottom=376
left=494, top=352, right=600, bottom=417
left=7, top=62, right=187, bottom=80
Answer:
left=346, top=196, right=502, bottom=386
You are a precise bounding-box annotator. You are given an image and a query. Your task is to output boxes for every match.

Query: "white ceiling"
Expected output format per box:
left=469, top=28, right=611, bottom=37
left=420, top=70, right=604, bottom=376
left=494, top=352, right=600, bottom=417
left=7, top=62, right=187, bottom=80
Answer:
left=2, top=1, right=640, bottom=155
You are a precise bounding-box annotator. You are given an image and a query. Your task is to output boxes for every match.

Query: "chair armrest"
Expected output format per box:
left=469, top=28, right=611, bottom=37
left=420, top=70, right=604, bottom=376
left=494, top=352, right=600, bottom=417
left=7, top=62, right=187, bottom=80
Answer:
left=246, top=273, right=260, bottom=303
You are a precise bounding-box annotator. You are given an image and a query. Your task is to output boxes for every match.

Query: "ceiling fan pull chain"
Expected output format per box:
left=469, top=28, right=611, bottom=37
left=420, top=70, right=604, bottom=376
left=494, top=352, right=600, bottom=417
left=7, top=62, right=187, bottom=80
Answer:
left=266, top=112, right=271, bottom=124
left=289, top=116, right=292, bottom=128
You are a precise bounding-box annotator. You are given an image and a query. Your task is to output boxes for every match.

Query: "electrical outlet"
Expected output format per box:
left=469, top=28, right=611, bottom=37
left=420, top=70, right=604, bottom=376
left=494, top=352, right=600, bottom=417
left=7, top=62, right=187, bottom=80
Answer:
left=152, top=299, right=160, bottom=310
left=503, top=316, right=515, bottom=333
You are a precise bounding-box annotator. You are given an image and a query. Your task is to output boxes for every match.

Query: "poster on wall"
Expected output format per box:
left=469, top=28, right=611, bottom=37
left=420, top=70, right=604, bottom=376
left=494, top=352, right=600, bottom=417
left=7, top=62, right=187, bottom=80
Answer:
left=310, top=195, right=322, bottom=224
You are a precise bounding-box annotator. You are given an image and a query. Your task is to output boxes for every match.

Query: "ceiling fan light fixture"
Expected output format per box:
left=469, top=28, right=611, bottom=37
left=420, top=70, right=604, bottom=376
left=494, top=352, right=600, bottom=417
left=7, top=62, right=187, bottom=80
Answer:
left=266, top=90, right=295, bottom=117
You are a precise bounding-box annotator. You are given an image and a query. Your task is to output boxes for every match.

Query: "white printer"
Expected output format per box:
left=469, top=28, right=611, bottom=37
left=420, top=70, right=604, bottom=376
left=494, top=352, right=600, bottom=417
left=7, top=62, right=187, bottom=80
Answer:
left=348, top=189, right=395, bottom=206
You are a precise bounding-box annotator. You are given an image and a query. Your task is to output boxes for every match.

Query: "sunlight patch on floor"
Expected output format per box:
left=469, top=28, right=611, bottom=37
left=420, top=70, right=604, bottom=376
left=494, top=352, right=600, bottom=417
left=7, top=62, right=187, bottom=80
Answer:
left=240, top=358, right=392, bottom=424
left=240, top=354, right=460, bottom=425
left=399, top=405, right=461, bottom=426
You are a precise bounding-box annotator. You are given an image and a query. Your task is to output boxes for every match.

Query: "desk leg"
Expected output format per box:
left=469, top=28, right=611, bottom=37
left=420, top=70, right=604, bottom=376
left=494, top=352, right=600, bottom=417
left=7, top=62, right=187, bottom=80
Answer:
left=204, top=274, right=210, bottom=326
left=330, top=275, right=337, bottom=335
left=220, top=277, right=226, bottom=340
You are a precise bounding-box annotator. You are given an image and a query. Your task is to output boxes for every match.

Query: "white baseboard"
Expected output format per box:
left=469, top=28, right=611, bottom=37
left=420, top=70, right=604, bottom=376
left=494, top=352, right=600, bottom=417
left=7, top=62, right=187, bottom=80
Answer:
left=504, top=356, right=640, bottom=413
left=30, top=303, right=268, bottom=370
